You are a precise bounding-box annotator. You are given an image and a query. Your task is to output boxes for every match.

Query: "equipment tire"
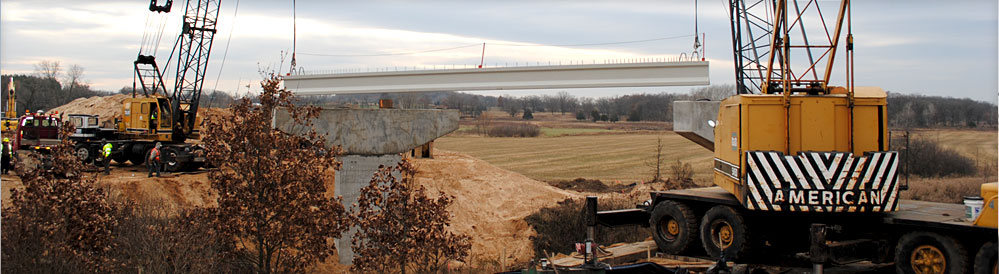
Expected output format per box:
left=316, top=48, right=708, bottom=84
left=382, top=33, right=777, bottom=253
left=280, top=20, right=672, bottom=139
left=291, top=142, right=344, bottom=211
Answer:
left=974, top=242, right=997, bottom=274
left=128, top=146, right=146, bottom=166
left=700, top=205, right=752, bottom=261
left=111, top=151, right=128, bottom=165
left=895, top=231, right=968, bottom=274
left=74, top=144, right=93, bottom=164
left=163, top=148, right=186, bottom=172
left=650, top=200, right=698, bottom=254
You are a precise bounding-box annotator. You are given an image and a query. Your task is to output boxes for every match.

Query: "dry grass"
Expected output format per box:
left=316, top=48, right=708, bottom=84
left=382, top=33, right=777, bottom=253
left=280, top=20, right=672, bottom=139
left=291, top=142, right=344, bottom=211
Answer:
left=436, top=132, right=714, bottom=184
left=439, top=123, right=997, bottom=190
left=897, top=129, right=998, bottom=173
left=901, top=176, right=997, bottom=204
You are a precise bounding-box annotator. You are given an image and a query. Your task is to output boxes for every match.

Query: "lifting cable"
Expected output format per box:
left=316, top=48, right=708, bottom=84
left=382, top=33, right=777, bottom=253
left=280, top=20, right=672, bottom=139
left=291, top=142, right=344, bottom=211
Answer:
left=692, top=0, right=701, bottom=59
left=208, top=0, right=241, bottom=109
left=289, top=0, right=297, bottom=74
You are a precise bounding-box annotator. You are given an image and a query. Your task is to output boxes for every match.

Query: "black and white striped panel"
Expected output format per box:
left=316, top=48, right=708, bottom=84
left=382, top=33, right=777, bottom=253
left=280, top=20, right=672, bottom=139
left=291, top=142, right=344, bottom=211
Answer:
left=743, top=151, right=900, bottom=213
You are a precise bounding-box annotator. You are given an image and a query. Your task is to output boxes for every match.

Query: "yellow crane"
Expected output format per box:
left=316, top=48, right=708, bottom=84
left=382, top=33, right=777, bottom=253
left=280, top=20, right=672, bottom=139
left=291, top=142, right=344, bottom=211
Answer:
left=598, top=1, right=997, bottom=274
left=3, top=77, right=17, bottom=132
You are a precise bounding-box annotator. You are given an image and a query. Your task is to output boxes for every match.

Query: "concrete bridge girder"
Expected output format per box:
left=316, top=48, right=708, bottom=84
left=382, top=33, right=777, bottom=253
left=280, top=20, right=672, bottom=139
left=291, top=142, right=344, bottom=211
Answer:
left=283, top=61, right=710, bottom=95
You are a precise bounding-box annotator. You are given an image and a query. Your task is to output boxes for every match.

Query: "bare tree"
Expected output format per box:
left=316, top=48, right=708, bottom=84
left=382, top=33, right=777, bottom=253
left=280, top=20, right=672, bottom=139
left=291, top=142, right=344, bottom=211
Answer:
left=203, top=76, right=351, bottom=273
left=554, top=91, right=573, bottom=115
left=690, top=84, right=736, bottom=101
left=34, top=60, right=61, bottom=79
left=64, top=64, right=84, bottom=93
left=647, top=134, right=667, bottom=182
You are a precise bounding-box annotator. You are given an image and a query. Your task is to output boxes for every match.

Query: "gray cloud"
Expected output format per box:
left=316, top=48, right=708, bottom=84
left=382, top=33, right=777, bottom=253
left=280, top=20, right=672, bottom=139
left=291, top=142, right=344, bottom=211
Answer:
left=0, top=0, right=995, bottom=103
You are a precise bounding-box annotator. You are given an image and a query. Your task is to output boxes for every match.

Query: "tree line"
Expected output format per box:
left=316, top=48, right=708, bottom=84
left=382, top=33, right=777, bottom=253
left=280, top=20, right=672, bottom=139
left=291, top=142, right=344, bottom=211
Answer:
left=2, top=61, right=113, bottom=114
left=887, top=92, right=997, bottom=128
left=310, top=85, right=995, bottom=129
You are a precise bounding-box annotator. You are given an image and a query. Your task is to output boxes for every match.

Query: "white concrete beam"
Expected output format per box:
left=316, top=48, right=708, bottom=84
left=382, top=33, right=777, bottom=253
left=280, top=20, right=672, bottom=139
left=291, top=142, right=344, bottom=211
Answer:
left=283, top=61, right=709, bottom=95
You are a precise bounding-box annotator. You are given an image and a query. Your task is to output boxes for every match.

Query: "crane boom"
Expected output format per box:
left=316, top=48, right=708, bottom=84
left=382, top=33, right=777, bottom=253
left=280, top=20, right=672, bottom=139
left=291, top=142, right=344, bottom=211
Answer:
left=170, top=0, right=220, bottom=141
left=729, top=0, right=852, bottom=95
left=132, top=0, right=220, bottom=142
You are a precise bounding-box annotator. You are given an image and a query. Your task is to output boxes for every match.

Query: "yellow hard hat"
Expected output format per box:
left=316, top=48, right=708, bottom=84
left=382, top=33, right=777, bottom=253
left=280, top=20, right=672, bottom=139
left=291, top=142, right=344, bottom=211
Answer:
left=2, top=138, right=8, bottom=142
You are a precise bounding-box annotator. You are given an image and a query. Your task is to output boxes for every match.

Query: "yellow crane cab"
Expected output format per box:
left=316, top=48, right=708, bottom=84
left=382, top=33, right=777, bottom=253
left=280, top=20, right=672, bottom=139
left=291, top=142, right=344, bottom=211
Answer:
left=119, top=96, right=173, bottom=142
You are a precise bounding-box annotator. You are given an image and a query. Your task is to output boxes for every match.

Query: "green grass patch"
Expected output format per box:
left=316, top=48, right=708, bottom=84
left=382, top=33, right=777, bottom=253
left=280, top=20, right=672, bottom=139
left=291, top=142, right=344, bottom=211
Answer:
left=539, top=127, right=617, bottom=137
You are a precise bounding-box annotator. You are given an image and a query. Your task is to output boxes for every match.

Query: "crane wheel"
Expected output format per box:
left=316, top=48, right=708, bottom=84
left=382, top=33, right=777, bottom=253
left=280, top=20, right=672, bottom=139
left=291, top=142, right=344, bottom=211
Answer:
left=163, top=148, right=186, bottom=172
left=112, top=153, right=128, bottom=165
left=74, top=144, right=93, bottom=164
left=128, top=147, right=147, bottom=166
left=895, top=231, right=967, bottom=274
left=700, top=205, right=752, bottom=261
left=650, top=200, right=698, bottom=254
left=974, top=242, right=997, bottom=274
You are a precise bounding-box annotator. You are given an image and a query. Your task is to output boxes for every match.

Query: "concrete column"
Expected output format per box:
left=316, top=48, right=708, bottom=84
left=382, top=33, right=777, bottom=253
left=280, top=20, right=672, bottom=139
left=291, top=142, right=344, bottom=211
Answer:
left=333, top=154, right=403, bottom=265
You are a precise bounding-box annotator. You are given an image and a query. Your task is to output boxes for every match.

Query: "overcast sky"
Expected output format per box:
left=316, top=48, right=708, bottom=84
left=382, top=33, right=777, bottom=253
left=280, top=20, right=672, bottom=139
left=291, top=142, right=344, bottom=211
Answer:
left=1, top=0, right=996, bottom=103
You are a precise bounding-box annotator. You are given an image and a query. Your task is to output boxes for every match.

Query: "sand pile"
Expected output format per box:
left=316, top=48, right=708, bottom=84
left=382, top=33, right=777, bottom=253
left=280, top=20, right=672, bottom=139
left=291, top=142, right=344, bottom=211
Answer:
left=412, top=150, right=581, bottom=264
left=49, top=94, right=131, bottom=120
left=47, top=94, right=228, bottom=130
left=1, top=165, right=215, bottom=210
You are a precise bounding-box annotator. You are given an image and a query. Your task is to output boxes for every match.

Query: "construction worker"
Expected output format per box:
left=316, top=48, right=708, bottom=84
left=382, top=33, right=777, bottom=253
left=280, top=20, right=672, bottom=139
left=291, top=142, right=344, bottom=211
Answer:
left=1, top=137, right=12, bottom=174
left=150, top=109, right=157, bottom=133
left=101, top=139, right=112, bottom=175
left=148, top=142, right=161, bottom=177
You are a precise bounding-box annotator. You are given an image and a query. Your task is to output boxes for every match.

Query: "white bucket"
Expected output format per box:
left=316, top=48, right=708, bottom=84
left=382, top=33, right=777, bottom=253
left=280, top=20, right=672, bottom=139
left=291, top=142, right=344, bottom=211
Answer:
left=964, top=196, right=985, bottom=220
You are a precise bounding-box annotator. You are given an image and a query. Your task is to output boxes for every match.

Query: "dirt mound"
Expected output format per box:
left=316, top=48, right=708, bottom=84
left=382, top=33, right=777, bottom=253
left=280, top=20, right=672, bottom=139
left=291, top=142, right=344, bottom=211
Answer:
left=2, top=165, right=214, bottom=210
left=48, top=94, right=131, bottom=121
left=413, top=150, right=581, bottom=265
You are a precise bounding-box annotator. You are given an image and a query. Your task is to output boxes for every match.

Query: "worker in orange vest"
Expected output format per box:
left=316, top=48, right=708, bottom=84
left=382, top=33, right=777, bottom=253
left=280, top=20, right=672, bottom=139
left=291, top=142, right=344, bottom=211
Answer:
left=148, top=142, right=161, bottom=177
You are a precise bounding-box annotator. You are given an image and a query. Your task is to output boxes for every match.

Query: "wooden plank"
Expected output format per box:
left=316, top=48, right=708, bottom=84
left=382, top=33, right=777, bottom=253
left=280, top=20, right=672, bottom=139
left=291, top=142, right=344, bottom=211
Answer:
left=552, top=240, right=659, bottom=267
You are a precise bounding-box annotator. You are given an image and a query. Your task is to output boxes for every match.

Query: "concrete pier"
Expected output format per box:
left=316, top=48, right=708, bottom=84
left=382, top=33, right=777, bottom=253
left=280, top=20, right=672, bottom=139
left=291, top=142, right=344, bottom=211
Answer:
left=273, top=107, right=459, bottom=264
left=273, top=108, right=459, bottom=155
left=333, top=154, right=404, bottom=264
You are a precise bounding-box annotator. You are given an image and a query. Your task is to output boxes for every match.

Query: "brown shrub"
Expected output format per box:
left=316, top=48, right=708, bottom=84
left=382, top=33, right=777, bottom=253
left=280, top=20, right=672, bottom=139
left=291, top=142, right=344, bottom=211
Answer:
left=2, top=123, right=117, bottom=274
left=892, top=134, right=976, bottom=177
left=668, top=160, right=695, bottom=188
left=487, top=123, right=541, bottom=137
left=525, top=198, right=649, bottom=257
left=547, top=178, right=633, bottom=193
left=352, top=159, right=472, bottom=274
left=109, top=201, right=233, bottom=274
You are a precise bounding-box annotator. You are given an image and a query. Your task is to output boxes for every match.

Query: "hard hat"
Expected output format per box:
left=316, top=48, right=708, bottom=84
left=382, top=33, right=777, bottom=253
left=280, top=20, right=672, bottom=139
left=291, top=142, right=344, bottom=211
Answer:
left=2, top=138, right=8, bottom=142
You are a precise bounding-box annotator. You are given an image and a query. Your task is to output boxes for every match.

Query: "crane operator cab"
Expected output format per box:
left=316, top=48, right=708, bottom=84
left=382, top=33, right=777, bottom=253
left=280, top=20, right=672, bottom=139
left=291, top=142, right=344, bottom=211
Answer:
left=119, top=97, right=173, bottom=142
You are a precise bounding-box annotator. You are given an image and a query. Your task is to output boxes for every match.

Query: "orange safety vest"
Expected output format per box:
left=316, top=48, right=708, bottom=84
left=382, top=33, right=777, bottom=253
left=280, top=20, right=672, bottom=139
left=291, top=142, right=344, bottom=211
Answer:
left=150, top=148, right=160, bottom=161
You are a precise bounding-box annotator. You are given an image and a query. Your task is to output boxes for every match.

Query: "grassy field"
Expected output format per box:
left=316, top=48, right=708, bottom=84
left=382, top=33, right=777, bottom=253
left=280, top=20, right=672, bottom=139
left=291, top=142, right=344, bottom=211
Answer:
left=439, top=119, right=998, bottom=189
left=901, top=129, right=998, bottom=170
left=436, top=132, right=715, bottom=184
